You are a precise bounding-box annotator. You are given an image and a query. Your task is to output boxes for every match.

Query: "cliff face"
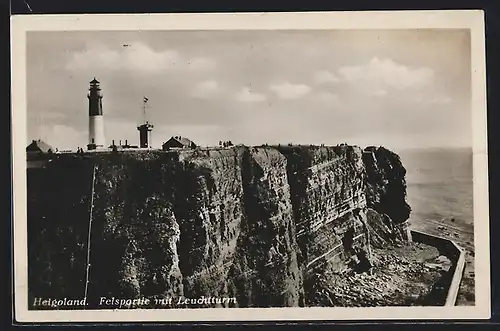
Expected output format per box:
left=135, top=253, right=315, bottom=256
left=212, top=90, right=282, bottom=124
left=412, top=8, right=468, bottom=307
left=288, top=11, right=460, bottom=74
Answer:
left=277, top=146, right=369, bottom=269
left=27, top=145, right=411, bottom=308
left=362, top=146, right=412, bottom=248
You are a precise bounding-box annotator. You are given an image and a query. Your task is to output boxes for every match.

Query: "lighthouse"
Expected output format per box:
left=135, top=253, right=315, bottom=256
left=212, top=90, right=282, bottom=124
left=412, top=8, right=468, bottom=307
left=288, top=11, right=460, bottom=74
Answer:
left=87, top=78, right=106, bottom=150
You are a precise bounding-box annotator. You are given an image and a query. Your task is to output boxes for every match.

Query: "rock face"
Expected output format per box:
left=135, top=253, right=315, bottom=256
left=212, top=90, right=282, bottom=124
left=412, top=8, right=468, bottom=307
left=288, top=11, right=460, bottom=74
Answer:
left=277, top=146, right=369, bottom=271
left=362, top=146, right=412, bottom=247
left=27, top=144, right=411, bottom=308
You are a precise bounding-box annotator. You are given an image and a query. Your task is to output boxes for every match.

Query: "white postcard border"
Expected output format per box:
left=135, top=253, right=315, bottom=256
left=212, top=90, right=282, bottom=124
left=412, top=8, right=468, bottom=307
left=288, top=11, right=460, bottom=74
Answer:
left=11, top=10, right=490, bottom=322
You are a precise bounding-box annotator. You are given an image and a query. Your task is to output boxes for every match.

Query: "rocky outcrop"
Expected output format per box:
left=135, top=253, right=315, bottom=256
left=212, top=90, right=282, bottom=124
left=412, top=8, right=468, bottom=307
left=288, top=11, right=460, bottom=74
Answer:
left=27, top=144, right=412, bottom=308
left=362, top=146, right=412, bottom=246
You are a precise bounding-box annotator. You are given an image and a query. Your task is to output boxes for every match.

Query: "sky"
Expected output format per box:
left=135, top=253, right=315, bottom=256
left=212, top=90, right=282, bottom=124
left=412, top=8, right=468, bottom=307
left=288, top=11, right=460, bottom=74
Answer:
left=26, top=29, right=472, bottom=152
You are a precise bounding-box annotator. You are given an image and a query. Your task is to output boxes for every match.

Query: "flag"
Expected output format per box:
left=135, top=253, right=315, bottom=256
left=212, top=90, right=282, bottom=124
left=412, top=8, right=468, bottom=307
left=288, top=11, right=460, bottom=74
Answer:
left=143, top=97, right=149, bottom=103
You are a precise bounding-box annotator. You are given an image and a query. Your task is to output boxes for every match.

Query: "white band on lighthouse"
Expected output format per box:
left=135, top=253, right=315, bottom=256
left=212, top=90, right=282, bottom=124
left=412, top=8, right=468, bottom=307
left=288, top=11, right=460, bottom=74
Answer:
left=89, top=115, right=105, bottom=147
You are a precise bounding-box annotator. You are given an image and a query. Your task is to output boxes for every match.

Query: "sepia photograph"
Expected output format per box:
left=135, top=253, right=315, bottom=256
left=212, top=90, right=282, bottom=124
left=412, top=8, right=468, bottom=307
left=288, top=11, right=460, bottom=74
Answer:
left=11, top=11, right=489, bottom=322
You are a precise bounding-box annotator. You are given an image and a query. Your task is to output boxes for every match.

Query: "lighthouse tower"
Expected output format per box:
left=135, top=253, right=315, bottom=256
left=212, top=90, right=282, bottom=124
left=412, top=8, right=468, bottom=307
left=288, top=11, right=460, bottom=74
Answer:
left=87, top=78, right=106, bottom=150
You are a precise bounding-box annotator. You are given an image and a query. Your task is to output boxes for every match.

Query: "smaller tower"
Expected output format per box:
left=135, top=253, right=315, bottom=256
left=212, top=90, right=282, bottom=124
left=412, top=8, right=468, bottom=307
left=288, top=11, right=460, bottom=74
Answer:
left=137, top=97, right=154, bottom=148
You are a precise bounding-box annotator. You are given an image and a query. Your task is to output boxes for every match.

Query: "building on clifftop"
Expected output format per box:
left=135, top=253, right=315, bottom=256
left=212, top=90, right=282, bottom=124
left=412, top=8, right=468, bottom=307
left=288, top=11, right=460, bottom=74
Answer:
left=26, top=139, right=53, bottom=154
left=162, top=136, right=197, bottom=150
left=26, top=139, right=54, bottom=168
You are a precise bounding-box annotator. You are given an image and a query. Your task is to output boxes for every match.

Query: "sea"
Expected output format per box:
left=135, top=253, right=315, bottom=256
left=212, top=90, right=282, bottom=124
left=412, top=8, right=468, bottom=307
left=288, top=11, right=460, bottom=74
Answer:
left=397, top=147, right=474, bottom=235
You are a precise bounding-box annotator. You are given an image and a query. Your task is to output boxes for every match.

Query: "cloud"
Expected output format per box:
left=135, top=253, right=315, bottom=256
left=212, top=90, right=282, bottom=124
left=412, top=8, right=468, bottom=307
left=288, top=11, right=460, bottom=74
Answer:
left=187, top=57, right=217, bottom=71
left=314, top=70, right=340, bottom=84
left=315, top=91, right=341, bottom=104
left=372, top=89, right=388, bottom=97
left=338, top=57, right=435, bottom=90
left=192, top=80, right=220, bottom=99
left=413, top=94, right=453, bottom=105
left=235, top=87, right=267, bottom=103
left=66, top=43, right=216, bottom=73
left=432, top=96, right=453, bottom=104
left=34, top=111, right=67, bottom=121
left=42, top=124, right=87, bottom=150
left=270, top=82, right=311, bottom=99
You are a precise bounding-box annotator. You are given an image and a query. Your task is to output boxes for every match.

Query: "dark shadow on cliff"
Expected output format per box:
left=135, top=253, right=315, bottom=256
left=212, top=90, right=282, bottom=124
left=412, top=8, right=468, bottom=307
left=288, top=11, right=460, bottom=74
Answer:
left=363, top=146, right=411, bottom=225
left=27, top=154, right=94, bottom=309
